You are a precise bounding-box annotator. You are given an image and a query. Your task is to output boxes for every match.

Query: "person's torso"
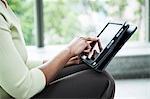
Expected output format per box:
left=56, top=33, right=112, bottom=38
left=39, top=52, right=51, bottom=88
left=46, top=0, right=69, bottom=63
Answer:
left=0, top=1, right=28, bottom=98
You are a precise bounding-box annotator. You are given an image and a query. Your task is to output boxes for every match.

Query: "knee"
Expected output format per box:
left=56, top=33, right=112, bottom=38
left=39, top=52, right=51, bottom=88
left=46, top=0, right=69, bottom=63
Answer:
left=76, top=69, right=115, bottom=99
left=100, top=70, right=115, bottom=99
left=103, top=70, right=115, bottom=87
left=72, top=69, right=115, bottom=98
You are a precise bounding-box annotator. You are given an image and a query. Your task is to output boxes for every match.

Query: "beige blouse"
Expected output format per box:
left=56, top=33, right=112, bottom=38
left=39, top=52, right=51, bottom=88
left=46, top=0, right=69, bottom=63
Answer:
left=0, top=1, right=46, bottom=99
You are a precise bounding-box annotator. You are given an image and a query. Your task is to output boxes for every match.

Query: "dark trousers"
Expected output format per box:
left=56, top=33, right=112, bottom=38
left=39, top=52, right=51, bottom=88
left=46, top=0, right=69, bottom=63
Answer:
left=33, top=64, right=115, bottom=99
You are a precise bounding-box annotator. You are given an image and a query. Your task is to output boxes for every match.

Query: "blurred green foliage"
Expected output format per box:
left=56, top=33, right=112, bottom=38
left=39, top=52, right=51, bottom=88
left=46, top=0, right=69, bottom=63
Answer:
left=44, top=0, right=80, bottom=44
left=7, top=0, right=145, bottom=45
left=7, top=0, right=35, bottom=45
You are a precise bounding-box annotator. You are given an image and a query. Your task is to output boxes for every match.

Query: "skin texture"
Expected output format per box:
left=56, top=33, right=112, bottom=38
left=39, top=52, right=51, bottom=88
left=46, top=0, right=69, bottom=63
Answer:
left=40, top=37, right=99, bottom=84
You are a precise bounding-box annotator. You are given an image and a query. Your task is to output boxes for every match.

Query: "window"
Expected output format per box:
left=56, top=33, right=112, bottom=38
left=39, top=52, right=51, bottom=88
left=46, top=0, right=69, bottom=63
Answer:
left=7, top=0, right=35, bottom=45
left=43, top=0, right=146, bottom=45
left=8, top=0, right=147, bottom=46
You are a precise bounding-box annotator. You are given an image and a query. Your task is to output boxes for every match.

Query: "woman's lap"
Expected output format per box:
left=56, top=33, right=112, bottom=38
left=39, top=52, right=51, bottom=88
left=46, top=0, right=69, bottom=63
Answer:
left=54, top=63, right=90, bottom=80
left=33, top=64, right=115, bottom=99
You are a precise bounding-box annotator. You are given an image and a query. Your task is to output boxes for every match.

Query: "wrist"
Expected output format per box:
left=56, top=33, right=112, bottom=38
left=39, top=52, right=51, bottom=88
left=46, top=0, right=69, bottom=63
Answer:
left=64, top=47, right=74, bottom=58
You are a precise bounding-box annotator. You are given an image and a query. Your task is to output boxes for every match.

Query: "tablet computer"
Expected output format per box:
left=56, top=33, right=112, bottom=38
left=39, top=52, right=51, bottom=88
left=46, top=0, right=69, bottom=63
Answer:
left=80, top=22, right=137, bottom=72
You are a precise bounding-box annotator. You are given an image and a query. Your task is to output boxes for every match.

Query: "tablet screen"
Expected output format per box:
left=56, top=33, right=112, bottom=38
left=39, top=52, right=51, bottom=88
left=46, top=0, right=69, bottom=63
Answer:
left=88, top=23, right=123, bottom=60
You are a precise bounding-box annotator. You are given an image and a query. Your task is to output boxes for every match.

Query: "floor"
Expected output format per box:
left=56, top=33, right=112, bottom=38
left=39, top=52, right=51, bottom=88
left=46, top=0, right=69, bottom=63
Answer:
left=115, top=79, right=150, bottom=99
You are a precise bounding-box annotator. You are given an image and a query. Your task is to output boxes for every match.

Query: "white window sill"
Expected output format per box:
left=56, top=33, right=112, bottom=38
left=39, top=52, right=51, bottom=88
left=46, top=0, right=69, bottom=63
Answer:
left=27, top=42, right=150, bottom=59
left=116, top=42, right=150, bottom=57
left=26, top=42, right=150, bottom=79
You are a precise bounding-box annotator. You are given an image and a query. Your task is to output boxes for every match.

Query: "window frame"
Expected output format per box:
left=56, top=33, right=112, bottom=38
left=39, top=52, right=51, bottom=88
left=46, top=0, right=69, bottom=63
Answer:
left=146, top=0, right=150, bottom=42
left=35, top=0, right=44, bottom=47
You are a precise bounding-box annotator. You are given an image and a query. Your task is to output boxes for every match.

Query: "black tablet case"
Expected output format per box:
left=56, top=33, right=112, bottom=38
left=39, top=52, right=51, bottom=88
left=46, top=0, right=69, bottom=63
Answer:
left=80, top=22, right=137, bottom=72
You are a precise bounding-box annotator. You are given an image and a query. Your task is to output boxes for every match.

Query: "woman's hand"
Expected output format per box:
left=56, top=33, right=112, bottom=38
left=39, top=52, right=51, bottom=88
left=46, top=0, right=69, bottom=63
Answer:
left=43, top=56, right=80, bottom=67
left=40, top=36, right=98, bottom=84
left=65, top=56, right=80, bottom=66
left=43, top=36, right=100, bottom=67
left=67, top=37, right=98, bottom=57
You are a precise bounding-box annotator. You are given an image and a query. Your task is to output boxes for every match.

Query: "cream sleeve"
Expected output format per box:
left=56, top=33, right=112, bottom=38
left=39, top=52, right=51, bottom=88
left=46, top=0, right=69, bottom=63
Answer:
left=0, top=15, right=46, bottom=98
left=26, top=58, right=43, bottom=69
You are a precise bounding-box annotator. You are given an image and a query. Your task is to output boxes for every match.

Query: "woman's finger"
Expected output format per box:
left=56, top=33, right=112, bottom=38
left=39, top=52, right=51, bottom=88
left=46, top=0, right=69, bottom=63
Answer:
left=80, top=37, right=98, bottom=41
left=97, top=39, right=103, bottom=52
left=84, top=37, right=98, bottom=41
left=83, top=44, right=92, bottom=53
left=69, top=56, right=79, bottom=61
left=67, top=58, right=80, bottom=65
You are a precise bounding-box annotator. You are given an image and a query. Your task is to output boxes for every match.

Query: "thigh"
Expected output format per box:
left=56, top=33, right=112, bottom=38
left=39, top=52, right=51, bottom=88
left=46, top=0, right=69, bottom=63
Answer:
left=54, top=63, right=90, bottom=80
left=33, top=69, right=115, bottom=99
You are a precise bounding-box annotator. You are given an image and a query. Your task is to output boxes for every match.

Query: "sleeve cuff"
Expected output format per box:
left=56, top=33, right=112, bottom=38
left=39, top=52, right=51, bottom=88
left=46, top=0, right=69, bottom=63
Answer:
left=27, top=68, right=46, bottom=98
left=31, top=68, right=46, bottom=89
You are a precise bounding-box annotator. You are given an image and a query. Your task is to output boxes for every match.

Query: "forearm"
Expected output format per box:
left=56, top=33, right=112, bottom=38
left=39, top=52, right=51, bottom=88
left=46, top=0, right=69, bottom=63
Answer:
left=39, top=37, right=98, bottom=84
left=39, top=48, right=72, bottom=84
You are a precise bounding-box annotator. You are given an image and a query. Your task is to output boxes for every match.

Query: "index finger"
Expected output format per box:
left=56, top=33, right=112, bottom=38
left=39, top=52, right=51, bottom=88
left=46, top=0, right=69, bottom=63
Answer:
left=97, top=39, right=103, bottom=51
left=84, top=37, right=98, bottom=41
